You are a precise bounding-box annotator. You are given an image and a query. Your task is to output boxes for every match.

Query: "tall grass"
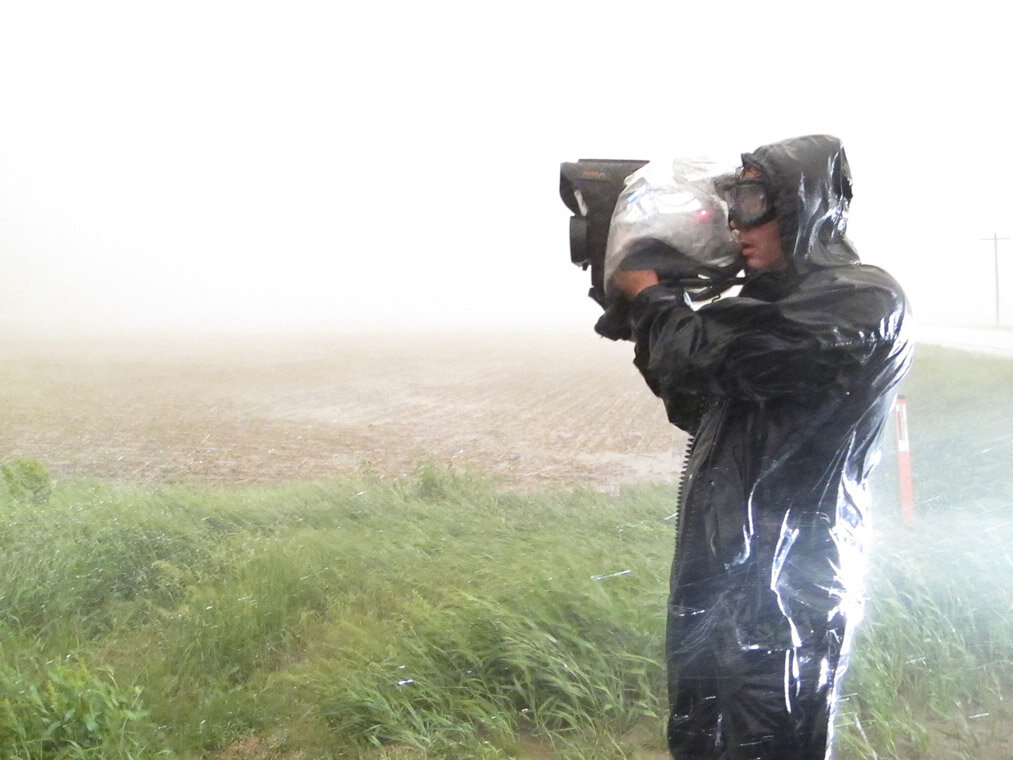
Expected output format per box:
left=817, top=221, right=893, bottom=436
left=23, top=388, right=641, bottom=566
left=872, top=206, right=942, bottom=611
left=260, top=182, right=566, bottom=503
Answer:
left=836, top=507, right=1013, bottom=759
left=1, top=466, right=676, bottom=758
left=2, top=461, right=1011, bottom=759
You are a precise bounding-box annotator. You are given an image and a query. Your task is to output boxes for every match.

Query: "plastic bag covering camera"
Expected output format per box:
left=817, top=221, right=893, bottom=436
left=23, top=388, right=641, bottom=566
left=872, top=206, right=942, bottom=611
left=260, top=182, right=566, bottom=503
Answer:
left=603, top=159, right=742, bottom=301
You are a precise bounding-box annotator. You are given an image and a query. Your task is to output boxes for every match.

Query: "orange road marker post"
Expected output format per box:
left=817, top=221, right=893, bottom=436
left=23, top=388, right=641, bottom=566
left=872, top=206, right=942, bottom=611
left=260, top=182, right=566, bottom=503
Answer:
left=893, top=395, right=915, bottom=524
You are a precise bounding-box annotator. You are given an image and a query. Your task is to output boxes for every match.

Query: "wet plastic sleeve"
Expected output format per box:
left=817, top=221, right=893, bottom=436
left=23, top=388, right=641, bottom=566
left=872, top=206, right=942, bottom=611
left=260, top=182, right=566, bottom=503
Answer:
left=628, top=269, right=906, bottom=403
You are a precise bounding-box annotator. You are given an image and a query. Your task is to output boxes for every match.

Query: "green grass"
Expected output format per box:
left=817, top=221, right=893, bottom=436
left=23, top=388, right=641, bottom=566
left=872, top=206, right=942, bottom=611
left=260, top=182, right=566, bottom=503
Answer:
left=837, top=508, right=1013, bottom=760
left=1, top=345, right=1011, bottom=759
left=893, top=344, right=1013, bottom=512
left=1, top=467, right=678, bottom=759
left=2, top=465, right=1011, bottom=759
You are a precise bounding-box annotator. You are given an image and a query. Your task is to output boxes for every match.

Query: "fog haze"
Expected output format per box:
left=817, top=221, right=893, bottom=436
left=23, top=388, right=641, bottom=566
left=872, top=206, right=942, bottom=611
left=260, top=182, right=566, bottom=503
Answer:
left=2, top=2, right=1011, bottom=337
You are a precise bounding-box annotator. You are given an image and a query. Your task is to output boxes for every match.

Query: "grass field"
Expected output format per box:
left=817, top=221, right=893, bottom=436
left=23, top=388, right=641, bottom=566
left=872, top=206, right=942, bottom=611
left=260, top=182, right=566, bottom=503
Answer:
left=1, top=331, right=1012, bottom=759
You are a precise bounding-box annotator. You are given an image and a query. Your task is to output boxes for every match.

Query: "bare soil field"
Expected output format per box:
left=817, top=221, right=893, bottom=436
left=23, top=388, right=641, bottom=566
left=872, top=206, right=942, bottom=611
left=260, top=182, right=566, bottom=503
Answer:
left=1, top=330, right=688, bottom=490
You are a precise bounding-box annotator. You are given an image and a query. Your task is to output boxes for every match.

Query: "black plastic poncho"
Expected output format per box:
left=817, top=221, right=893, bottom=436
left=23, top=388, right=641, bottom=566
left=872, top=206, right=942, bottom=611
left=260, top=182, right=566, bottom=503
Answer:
left=625, top=136, right=912, bottom=759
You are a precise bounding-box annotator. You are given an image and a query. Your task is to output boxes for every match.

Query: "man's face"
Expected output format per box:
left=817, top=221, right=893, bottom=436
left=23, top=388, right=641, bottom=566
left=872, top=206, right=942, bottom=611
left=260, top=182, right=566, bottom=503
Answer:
left=731, top=167, right=788, bottom=271
left=735, top=218, right=786, bottom=271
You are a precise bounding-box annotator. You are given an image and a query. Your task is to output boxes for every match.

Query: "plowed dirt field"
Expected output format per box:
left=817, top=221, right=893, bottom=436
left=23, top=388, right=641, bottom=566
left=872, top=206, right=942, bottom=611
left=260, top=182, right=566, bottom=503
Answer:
left=1, top=331, right=689, bottom=490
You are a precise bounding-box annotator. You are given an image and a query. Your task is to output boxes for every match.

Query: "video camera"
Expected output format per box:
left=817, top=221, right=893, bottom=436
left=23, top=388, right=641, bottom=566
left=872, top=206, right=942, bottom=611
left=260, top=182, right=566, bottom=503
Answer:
left=559, top=158, right=744, bottom=310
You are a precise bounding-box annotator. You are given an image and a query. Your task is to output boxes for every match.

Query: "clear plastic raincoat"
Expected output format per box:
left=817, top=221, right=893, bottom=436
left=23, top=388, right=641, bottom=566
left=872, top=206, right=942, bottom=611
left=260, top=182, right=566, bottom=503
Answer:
left=623, top=136, right=912, bottom=759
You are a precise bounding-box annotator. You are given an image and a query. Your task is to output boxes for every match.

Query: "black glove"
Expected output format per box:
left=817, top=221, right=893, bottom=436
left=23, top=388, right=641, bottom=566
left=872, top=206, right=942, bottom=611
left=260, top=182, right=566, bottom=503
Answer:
left=611, top=238, right=709, bottom=284
left=594, top=301, right=633, bottom=341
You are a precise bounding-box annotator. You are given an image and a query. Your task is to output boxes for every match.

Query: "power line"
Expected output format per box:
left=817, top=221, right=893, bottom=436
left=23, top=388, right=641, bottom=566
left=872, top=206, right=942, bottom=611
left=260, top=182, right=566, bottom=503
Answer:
left=979, top=234, right=1010, bottom=326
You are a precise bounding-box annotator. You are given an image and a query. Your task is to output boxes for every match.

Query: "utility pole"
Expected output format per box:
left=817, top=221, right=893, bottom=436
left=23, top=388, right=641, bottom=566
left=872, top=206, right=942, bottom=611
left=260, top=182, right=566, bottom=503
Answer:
left=980, top=234, right=1010, bottom=326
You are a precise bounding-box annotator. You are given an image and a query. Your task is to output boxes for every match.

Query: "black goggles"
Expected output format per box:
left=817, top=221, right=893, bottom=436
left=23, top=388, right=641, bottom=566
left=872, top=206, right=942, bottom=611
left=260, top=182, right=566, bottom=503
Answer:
left=726, top=179, right=776, bottom=229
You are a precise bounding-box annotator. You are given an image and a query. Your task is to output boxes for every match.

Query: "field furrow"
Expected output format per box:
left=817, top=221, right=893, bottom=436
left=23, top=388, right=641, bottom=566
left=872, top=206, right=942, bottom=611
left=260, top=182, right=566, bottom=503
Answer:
left=1, top=332, right=689, bottom=489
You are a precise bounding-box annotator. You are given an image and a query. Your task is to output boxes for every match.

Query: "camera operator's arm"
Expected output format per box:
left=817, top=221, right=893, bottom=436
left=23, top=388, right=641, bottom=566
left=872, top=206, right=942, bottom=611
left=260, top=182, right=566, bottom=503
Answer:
left=625, top=270, right=904, bottom=407
left=605, top=273, right=704, bottom=431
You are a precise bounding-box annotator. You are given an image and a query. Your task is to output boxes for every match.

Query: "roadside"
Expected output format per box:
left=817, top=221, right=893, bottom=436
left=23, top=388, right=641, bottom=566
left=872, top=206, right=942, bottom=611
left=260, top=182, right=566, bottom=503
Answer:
left=912, top=323, right=1013, bottom=357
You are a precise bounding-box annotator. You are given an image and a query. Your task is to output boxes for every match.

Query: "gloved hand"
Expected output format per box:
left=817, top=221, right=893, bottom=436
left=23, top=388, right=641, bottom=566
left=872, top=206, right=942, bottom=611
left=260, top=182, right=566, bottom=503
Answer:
left=595, top=239, right=711, bottom=340
left=593, top=269, right=659, bottom=340
left=608, top=238, right=708, bottom=292
left=594, top=301, right=633, bottom=341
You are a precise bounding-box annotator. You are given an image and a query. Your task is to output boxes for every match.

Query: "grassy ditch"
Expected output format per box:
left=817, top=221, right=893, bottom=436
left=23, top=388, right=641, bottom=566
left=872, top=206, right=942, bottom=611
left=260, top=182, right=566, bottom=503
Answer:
left=2, top=462, right=1011, bottom=759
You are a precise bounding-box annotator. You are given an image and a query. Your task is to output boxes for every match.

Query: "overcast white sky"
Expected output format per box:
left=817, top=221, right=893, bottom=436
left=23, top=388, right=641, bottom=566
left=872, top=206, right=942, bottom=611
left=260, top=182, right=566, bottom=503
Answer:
left=2, top=1, right=1011, bottom=336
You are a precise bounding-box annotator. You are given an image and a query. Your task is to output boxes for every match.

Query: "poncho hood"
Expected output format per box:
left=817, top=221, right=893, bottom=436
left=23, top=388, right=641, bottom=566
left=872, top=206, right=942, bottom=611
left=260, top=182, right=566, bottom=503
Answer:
left=741, top=134, right=860, bottom=272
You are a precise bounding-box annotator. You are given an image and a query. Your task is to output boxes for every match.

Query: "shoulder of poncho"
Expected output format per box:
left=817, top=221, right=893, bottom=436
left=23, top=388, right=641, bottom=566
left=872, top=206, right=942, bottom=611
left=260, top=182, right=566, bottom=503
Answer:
left=797, top=263, right=905, bottom=296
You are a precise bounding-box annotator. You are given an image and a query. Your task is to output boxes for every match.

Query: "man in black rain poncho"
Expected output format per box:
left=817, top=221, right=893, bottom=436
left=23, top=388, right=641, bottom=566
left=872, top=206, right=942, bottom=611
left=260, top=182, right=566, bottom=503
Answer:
left=609, top=135, right=912, bottom=760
